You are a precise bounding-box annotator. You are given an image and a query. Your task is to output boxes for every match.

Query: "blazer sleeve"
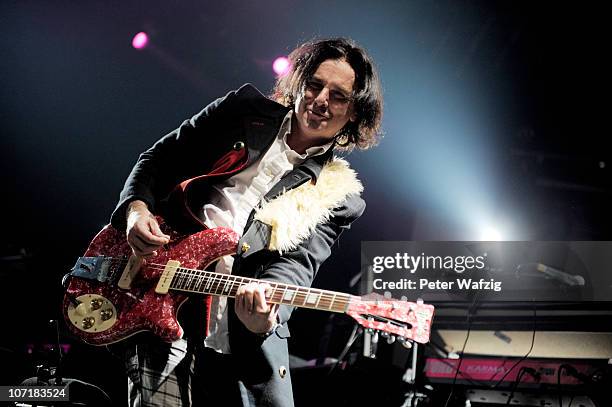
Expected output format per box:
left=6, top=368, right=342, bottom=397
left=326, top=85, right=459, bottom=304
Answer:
left=109, top=87, right=242, bottom=231
left=256, top=193, right=366, bottom=324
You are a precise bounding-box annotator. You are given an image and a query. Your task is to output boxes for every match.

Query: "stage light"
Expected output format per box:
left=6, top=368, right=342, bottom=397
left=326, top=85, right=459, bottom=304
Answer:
left=132, top=32, right=149, bottom=50
left=480, top=227, right=502, bottom=241
left=272, top=57, right=291, bottom=76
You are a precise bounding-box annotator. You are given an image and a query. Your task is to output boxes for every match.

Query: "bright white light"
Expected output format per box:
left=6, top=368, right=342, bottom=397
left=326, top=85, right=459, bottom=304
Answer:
left=480, top=227, right=502, bottom=241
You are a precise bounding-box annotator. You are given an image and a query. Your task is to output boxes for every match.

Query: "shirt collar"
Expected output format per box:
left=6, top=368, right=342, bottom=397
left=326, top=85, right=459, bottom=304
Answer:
left=277, top=110, right=334, bottom=164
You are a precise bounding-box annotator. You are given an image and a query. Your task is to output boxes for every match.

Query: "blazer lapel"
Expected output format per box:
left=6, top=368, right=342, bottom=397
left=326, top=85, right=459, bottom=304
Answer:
left=237, top=149, right=334, bottom=257
left=264, top=148, right=333, bottom=200
left=243, top=115, right=284, bottom=168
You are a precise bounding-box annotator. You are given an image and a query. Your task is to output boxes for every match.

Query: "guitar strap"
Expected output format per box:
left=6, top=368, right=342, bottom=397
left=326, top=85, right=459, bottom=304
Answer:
left=170, top=147, right=250, bottom=338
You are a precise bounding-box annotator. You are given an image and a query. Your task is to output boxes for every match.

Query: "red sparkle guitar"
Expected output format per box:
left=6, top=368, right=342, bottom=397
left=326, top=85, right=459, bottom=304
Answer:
left=62, top=219, right=434, bottom=346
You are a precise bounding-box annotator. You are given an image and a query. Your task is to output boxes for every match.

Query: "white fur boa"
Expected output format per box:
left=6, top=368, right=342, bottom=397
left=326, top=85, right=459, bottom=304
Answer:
left=254, top=157, right=363, bottom=253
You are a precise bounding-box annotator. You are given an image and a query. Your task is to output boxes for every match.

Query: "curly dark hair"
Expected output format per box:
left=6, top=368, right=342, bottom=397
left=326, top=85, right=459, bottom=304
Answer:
left=271, top=37, right=383, bottom=151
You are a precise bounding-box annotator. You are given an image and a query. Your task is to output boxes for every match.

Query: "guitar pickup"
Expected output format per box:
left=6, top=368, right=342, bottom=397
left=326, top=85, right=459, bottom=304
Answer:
left=70, top=256, right=113, bottom=282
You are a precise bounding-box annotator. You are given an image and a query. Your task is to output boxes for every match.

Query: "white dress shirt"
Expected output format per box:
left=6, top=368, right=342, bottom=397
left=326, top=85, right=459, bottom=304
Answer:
left=200, top=111, right=333, bottom=353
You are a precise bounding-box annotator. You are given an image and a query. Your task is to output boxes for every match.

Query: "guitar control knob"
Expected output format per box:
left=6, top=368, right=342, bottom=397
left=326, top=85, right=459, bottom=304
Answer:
left=82, top=317, right=95, bottom=330
left=90, top=299, right=103, bottom=310
left=100, top=309, right=114, bottom=321
left=75, top=303, right=88, bottom=317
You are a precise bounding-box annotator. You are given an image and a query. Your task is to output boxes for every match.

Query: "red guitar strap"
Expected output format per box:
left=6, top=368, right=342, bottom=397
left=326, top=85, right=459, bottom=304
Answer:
left=209, top=148, right=248, bottom=175
left=175, top=147, right=249, bottom=335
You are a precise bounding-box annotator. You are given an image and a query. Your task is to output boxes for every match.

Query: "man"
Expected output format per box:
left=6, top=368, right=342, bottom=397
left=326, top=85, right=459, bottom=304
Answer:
left=110, top=37, right=383, bottom=406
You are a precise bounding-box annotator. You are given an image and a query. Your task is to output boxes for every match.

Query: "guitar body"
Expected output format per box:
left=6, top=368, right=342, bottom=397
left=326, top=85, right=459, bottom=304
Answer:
left=62, top=221, right=240, bottom=345
left=64, top=218, right=434, bottom=347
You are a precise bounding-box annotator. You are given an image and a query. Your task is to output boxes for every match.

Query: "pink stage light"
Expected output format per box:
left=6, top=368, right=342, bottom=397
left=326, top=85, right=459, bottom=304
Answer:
left=272, top=57, right=291, bottom=76
left=132, top=32, right=149, bottom=50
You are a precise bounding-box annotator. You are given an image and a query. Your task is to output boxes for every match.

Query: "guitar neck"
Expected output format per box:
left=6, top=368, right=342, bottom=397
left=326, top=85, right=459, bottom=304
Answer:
left=168, top=266, right=353, bottom=313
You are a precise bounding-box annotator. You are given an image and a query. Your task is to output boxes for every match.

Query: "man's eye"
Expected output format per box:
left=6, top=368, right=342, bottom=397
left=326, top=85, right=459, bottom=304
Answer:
left=331, top=92, right=351, bottom=103
left=306, top=81, right=323, bottom=90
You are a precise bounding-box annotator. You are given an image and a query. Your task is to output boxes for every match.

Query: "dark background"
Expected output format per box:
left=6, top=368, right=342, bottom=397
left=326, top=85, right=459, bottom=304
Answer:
left=1, top=0, right=610, bottom=404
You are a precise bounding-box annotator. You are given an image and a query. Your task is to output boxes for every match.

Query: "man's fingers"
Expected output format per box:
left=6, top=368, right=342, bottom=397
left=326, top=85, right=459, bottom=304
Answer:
left=134, top=235, right=161, bottom=254
left=136, top=222, right=168, bottom=245
left=238, top=283, right=255, bottom=313
left=128, top=222, right=166, bottom=254
left=236, top=282, right=274, bottom=314
left=253, top=284, right=269, bottom=314
left=235, top=283, right=274, bottom=314
left=148, top=218, right=171, bottom=241
left=127, top=233, right=159, bottom=257
left=234, top=283, right=279, bottom=335
left=133, top=234, right=158, bottom=249
left=125, top=206, right=167, bottom=259
left=235, top=285, right=245, bottom=313
left=127, top=236, right=147, bottom=255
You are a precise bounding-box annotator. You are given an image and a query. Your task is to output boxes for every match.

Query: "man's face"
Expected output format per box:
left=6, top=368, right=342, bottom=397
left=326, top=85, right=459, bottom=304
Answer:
left=293, top=58, right=356, bottom=147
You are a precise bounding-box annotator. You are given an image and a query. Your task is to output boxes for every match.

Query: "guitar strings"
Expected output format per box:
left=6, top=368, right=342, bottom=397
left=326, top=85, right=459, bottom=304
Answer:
left=139, top=263, right=346, bottom=301
left=76, top=258, right=419, bottom=313
left=76, top=257, right=347, bottom=303
left=73, top=257, right=415, bottom=334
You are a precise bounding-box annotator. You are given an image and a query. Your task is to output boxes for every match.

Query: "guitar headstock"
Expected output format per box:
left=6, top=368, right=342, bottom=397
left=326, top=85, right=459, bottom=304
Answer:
left=346, top=293, right=434, bottom=344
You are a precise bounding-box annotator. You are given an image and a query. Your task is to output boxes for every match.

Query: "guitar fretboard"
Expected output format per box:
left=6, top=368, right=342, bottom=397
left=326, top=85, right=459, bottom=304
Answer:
left=169, top=267, right=352, bottom=313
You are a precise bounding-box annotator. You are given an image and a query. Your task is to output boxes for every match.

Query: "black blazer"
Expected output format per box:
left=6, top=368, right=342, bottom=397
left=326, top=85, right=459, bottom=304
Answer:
left=110, top=83, right=365, bottom=406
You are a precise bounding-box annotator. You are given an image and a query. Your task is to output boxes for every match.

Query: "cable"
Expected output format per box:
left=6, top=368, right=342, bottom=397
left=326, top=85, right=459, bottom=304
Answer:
left=505, top=367, right=538, bottom=405
left=442, top=293, right=479, bottom=407
left=426, top=340, right=482, bottom=386
left=328, top=323, right=361, bottom=375
left=558, top=363, right=566, bottom=407
left=557, top=363, right=599, bottom=407
left=489, top=302, right=537, bottom=389
left=63, top=378, right=113, bottom=405
left=49, top=319, right=64, bottom=386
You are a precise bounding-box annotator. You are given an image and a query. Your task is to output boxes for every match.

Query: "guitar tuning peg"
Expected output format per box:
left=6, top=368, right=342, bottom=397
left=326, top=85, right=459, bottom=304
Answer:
left=371, top=331, right=379, bottom=344
left=380, top=331, right=389, bottom=338
left=396, top=336, right=412, bottom=349
left=386, top=335, right=396, bottom=344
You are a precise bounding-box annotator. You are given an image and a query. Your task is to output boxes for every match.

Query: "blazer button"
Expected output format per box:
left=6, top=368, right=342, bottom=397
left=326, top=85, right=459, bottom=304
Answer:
left=233, top=141, right=245, bottom=150
left=279, top=366, right=287, bottom=379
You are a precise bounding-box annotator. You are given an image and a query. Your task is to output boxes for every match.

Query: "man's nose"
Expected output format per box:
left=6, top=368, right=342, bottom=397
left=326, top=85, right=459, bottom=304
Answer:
left=313, top=87, right=329, bottom=108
